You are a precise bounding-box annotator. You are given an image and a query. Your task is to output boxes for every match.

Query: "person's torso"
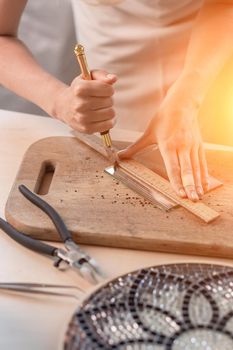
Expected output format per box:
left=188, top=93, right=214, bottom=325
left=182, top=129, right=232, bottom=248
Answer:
left=71, top=0, right=203, bottom=131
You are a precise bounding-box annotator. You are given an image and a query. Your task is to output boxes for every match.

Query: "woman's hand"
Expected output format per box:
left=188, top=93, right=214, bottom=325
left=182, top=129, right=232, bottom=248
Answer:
left=118, top=76, right=210, bottom=202
left=53, top=70, right=117, bottom=134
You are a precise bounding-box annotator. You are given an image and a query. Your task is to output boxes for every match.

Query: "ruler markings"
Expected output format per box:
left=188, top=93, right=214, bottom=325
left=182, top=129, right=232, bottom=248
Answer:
left=74, top=131, right=220, bottom=223
left=119, top=160, right=219, bottom=223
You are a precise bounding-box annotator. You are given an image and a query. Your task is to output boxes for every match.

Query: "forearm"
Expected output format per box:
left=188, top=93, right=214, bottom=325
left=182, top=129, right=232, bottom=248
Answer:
left=179, top=1, right=233, bottom=102
left=0, top=35, right=67, bottom=117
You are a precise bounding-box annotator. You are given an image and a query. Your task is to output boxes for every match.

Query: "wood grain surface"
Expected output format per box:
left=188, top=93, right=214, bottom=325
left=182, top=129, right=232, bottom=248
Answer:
left=5, top=136, right=233, bottom=258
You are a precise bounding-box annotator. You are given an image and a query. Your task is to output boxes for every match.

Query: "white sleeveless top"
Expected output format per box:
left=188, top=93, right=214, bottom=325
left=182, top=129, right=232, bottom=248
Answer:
left=71, top=0, right=203, bottom=131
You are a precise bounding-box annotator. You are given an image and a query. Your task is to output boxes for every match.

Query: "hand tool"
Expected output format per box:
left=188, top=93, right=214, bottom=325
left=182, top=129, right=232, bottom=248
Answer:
left=74, top=131, right=222, bottom=222
left=106, top=160, right=220, bottom=223
left=0, top=185, right=104, bottom=284
left=74, top=44, right=118, bottom=164
left=0, top=282, right=83, bottom=300
left=74, top=130, right=177, bottom=210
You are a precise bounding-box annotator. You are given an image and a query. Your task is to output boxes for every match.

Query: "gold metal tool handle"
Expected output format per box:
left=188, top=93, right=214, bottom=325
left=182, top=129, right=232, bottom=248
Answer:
left=74, top=44, right=113, bottom=148
left=74, top=44, right=92, bottom=80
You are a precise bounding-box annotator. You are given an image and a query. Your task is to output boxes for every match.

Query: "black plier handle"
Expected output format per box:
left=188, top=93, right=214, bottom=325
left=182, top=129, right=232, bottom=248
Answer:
left=19, top=185, right=72, bottom=243
left=0, top=218, right=56, bottom=256
left=0, top=185, right=103, bottom=284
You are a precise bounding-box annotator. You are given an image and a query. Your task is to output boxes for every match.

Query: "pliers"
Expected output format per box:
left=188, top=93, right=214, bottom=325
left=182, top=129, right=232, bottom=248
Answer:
left=0, top=185, right=104, bottom=285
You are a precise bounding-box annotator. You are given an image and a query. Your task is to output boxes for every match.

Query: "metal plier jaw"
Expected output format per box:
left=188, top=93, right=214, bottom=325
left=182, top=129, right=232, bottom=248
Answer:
left=54, top=239, right=104, bottom=284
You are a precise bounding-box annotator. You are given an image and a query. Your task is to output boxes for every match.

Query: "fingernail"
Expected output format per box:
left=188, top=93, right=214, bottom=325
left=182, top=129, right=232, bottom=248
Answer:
left=106, top=74, right=116, bottom=80
left=197, top=186, right=204, bottom=197
left=117, top=150, right=123, bottom=159
left=117, top=149, right=128, bottom=160
left=191, top=191, right=199, bottom=201
left=179, top=189, right=186, bottom=198
left=205, top=182, right=210, bottom=192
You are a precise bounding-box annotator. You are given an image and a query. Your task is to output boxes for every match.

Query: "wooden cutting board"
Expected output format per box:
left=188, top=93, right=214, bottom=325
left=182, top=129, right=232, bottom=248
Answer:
left=5, top=136, right=233, bottom=258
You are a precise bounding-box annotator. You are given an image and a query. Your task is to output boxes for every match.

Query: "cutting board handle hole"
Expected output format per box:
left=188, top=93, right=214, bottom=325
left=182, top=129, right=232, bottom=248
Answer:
left=34, top=161, right=56, bottom=195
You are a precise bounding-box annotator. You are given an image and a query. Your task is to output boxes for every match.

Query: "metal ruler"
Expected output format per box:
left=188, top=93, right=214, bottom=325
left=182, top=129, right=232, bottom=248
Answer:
left=74, top=131, right=220, bottom=223
left=74, top=131, right=177, bottom=211
left=105, top=165, right=177, bottom=211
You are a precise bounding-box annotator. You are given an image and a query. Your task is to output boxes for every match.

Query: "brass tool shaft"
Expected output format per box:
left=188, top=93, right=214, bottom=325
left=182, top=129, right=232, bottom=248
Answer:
left=74, top=44, right=117, bottom=163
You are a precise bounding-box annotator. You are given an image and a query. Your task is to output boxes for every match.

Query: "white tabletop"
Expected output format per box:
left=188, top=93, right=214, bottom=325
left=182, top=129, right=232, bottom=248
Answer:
left=0, top=109, right=233, bottom=350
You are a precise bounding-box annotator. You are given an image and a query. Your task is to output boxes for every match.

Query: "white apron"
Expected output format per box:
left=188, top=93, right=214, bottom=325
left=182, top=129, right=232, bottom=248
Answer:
left=71, top=0, right=203, bottom=131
